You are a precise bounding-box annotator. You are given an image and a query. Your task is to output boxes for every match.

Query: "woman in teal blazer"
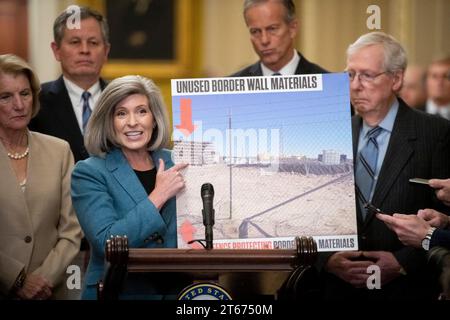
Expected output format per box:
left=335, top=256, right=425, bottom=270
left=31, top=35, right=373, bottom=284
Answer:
left=71, top=76, right=187, bottom=299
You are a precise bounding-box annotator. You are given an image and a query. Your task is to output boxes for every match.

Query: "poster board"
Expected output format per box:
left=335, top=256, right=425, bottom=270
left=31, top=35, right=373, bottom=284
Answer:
left=171, top=74, right=357, bottom=252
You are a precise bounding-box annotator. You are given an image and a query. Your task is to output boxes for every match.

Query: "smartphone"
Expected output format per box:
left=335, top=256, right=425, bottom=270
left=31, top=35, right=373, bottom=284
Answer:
left=364, top=203, right=384, bottom=215
left=409, top=178, right=430, bottom=185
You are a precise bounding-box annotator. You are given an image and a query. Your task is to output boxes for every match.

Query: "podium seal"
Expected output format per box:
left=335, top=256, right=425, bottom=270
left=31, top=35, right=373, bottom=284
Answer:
left=178, top=283, right=232, bottom=300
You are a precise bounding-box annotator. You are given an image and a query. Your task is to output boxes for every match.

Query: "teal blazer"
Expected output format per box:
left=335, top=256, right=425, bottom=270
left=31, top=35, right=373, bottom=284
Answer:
left=71, top=148, right=177, bottom=299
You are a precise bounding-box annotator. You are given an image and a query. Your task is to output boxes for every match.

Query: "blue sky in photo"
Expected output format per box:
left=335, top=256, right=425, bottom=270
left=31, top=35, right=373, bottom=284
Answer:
left=172, top=73, right=352, bottom=158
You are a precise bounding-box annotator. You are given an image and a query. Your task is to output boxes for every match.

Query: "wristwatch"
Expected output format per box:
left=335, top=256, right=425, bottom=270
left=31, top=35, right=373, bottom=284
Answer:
left=421, top=227, right=436, bottom=251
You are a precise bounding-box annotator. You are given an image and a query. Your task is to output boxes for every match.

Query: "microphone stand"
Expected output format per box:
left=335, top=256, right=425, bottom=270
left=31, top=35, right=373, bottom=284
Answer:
left=188, top=183, right=215, bottom=250
left=205, top=223, right=213, bottom=250
left=187, top=219, right=214, bottom=250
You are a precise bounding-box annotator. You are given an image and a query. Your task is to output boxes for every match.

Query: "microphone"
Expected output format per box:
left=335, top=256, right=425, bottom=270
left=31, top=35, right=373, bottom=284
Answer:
left=201, top=183, right=215, bottom=249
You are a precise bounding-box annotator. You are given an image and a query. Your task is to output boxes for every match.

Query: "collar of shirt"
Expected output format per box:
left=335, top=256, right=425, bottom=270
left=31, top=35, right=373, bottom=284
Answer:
left=426, top=99, right=450, bottom=119
left=63, top=77, right=102, bottom=132
left=261, top=49, right=300, bottom=76
left=360, top=98, right=398, bottom=139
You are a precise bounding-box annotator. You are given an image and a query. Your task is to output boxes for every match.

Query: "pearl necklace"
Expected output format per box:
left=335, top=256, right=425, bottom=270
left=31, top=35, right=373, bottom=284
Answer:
left=7, top=146, right=29, bottom=160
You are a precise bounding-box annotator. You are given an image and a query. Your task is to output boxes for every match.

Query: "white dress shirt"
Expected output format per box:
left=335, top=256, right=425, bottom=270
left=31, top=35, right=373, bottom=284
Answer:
left=63, top=77, right=102, bottom=133
left=426, top=99, right=450, bottom=120
left=261, top=49, right=300, bottom=76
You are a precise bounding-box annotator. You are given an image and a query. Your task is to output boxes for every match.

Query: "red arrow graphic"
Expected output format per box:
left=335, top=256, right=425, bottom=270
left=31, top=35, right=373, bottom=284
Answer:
left=179, top=220, right=202, bottom=249
left=175, top=98, right=196, bottom=137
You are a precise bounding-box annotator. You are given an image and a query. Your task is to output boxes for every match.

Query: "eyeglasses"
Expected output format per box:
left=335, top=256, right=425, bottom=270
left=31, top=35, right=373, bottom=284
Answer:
left=347, top=71, right=389, bottom=84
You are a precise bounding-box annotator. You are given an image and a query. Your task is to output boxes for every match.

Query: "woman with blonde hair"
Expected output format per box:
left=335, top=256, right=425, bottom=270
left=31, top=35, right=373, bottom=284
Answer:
left=0, top=54, right=81, bottom=299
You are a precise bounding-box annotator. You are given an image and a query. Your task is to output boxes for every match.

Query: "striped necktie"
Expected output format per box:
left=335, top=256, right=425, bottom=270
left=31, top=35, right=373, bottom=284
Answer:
left=355, top=126, right=383, bottom=220
left=82, top=91, right=91, bottom=132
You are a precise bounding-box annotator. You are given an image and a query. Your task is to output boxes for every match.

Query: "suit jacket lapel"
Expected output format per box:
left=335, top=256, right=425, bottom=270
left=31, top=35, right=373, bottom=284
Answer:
left=106, top=149, right=148, bottom=205
left=49, top=77, right=84, bottom=142
left=106, top=148, right=174, bottom=226
left=371, top=102, right=415, bottom=211
left=248, top=63, right=263, bottom=76
left=352, top=116, right=362, bottom=159
left=24, top=131, right=39, bottom=210
left=99, top=78, right=107, bottom=90
left=351, top=116, right=365, bottom=225
left=354, top=104, right=416, bottom=227
left=51, top=76, right=107, bottom=136
left=295, top=53, right=310, bottom=74
left=0, top=135, right=32, bottom=230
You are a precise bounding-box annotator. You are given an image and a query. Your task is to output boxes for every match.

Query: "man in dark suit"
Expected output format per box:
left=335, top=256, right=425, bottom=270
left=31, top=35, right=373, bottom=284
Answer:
left=29, top=6, right=110, bottom=162
left=29, top=7, right=110, bottom=278
left=231, top=0, right=327, bottom=77
left=319, top=32, right=450, bottom=300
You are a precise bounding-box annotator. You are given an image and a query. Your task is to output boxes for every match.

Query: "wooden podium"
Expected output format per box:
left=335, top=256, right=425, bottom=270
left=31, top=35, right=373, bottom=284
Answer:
left=97, top=236, right=318, bottom=300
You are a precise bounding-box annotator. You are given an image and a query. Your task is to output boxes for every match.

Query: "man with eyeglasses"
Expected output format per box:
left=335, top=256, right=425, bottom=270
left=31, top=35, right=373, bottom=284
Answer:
left=318, top=32, right=450, bottom=300
left=231, top=0, right=327, bottom=77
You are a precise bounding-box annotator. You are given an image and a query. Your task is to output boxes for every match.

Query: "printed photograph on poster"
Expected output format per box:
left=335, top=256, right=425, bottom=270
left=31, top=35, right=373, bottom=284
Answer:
left=171, top=74, right=357, bottom=252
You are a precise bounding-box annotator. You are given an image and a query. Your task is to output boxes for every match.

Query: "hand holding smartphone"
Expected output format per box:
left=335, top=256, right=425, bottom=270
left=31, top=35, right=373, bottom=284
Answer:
left=364, top=203, right=384, bottom=215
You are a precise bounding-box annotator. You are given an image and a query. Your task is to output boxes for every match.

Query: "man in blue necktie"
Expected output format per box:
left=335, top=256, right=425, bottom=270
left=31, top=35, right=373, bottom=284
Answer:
left=27, top=6, right=111, bottom=292
left=355, top=126, right=383, bottom=220
left=82, top=91, right=92, bottom=132
left=318, top=32, right=450, bottom=300
left=29, top=6, right=110, bottom=162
